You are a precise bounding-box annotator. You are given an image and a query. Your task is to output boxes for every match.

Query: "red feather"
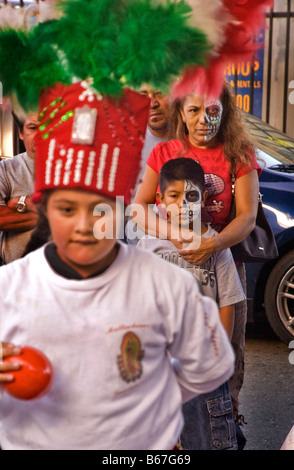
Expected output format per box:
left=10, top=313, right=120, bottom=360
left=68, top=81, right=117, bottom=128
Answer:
left=172, top=59, right=226, bottom=101
left=220, top=0, right=273, bottom=62
left=172, top=0, right=273, bottom=100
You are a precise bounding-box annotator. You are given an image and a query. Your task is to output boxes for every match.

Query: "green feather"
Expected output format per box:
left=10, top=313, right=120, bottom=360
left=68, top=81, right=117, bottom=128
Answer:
left=52, top=0, right=209, bottom=95
left=0, top=28, right=71, bottom=111
left=116, top=0, right=209, bottom=90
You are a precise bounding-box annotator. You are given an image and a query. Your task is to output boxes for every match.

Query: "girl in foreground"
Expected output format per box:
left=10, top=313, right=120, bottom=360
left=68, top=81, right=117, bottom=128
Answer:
left=0, top=82, right=234, bottom=450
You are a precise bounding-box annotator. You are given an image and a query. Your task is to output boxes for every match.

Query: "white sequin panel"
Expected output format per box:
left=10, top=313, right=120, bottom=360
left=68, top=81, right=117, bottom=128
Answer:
left=63, top=148, right=74, bottom=186
left=74, top=150, right=85, bottom=183
left=45, top=139, right=56, bottom=185
left=97, top=143, right=108, bottom=190
left=85, top=151, right=96, bottom=186
left=79, top=80, right=103, bottom=102
left=108, top=147, right=120, bottom=192
left=54, top=159, right=63, bottom=186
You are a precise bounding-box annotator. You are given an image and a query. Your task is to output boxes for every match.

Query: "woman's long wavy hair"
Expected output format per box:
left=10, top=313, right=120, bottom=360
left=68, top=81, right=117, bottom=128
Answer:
left=168, top=82, right=259, bottom=172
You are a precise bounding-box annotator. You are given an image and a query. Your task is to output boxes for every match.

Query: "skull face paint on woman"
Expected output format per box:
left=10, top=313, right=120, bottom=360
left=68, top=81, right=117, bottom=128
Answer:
left=180, top=94, right=224, bottom=148
left=204, top=100, right=223, bottom=142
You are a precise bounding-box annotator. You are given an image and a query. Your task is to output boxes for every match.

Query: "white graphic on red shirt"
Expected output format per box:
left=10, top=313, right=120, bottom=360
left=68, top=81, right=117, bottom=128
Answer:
left=203, top=174, right=225, bottom=226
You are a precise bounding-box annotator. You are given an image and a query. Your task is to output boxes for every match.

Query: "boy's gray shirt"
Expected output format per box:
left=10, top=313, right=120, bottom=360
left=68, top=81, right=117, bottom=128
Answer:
left=137, top=225, right=245, bottom=308
left=0, top=152, right=35, bottom=264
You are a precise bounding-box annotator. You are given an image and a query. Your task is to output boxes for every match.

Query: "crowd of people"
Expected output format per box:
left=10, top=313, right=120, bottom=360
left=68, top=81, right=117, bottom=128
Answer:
left=133, top=82, right=261, bottom=448
left=0, top=79, right=260, bottom=450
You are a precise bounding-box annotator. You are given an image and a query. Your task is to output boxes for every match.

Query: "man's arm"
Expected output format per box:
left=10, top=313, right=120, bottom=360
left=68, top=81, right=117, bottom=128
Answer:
left=0, top=197, right=38, bottom=232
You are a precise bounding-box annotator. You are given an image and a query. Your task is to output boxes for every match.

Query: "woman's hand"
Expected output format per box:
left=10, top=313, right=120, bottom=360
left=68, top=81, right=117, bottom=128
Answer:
left=0, top=343, right=22, bottom=383
left=168, top=224, right=216, bottom=265
left=179, top=236, right=217, bottom=265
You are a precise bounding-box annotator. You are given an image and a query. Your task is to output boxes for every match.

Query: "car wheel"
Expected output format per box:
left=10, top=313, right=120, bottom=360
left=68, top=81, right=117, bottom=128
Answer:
left=264, top=250, right=294, bottom=343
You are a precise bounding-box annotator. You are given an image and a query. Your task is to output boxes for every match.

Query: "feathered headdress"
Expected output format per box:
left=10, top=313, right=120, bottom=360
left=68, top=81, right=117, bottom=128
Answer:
left=0, top=0, right=210, bottom=113
left=0, top=0, right=273, bottom=203
left=0, top=0, right=273, bottom=109
left=0, top=0, right=211, bottom=203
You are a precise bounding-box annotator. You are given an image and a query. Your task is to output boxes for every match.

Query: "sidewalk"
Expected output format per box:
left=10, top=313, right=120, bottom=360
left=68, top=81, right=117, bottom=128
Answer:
left=239, top=324, right=294, bottom=450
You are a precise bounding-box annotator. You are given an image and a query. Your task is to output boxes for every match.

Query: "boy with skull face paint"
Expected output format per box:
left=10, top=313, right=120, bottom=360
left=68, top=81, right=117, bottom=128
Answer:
left=138, top=158, right=245, bottom=450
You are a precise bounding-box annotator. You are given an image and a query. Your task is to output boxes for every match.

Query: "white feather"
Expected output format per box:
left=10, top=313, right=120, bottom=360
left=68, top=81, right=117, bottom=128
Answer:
left=0, top=5, right=25, bottom=31
left=23, top=1, right=62, bottom=30
left=39, top=1, right=63, bottom=22
left=0, top=1, right=61, bottom=32
left=185, top=0, right=233, bottom=54
left=154, top=0, right=234, bottom=56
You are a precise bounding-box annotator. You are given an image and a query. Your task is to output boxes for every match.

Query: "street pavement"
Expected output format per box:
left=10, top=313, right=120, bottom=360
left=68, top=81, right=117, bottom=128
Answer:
left=238, top=321, right=294, bottom=451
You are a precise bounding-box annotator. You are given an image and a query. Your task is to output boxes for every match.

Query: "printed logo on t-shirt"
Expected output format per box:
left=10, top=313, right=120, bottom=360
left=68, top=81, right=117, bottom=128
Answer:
left=117, top=332, right=144, bottom=383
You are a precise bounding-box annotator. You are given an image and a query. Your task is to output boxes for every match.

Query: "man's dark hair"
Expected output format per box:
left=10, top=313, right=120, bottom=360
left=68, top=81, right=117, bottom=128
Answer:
left=159, top=158, right=205, bottom=195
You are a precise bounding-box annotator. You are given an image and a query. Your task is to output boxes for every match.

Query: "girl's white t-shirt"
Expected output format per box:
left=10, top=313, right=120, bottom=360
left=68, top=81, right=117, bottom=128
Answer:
left=0, top=242, right=234, bottom=450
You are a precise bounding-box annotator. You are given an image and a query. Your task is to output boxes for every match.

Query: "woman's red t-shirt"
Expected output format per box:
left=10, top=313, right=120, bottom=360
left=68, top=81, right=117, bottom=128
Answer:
left=147, top=139, right=261, bottom=232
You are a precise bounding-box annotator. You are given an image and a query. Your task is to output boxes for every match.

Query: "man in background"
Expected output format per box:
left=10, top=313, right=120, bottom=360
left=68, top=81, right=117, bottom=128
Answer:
left=127, top=86, right=170, bottom=245
left=0, top=112, right=38, bottom=264
left=136, top=85, right=170, bottom=187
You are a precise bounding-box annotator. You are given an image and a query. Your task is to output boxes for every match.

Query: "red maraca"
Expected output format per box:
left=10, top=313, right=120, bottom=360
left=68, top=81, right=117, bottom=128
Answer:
left=3, top=346, right=53, bottom=401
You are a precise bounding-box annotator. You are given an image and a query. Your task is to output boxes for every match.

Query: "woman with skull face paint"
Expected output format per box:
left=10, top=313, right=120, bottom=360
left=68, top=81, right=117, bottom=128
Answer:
left=133, top=82, right=261, bottom=449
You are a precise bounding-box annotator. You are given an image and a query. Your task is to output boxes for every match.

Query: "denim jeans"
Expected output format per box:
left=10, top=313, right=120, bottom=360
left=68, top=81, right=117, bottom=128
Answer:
left=180, top=382, right=238, bottom=450
left=230, top=263, right=247, bottom=420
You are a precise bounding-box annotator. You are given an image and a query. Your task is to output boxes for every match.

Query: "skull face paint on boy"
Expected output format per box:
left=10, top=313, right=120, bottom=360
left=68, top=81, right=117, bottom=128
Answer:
left=204, top=101, right=223, bottom=142
left=180, top=180, right=202, bottom=226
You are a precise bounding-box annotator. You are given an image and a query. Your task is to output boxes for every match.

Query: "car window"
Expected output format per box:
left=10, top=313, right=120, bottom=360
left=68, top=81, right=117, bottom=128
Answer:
left=256, top=149, right=281, bottom=168
left=243, top=113, right=294, bottom=171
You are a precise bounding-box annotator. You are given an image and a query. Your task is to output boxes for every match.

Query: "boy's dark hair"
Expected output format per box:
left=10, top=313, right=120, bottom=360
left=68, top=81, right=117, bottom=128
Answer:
left=159, top=158, right=205, bottom=195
